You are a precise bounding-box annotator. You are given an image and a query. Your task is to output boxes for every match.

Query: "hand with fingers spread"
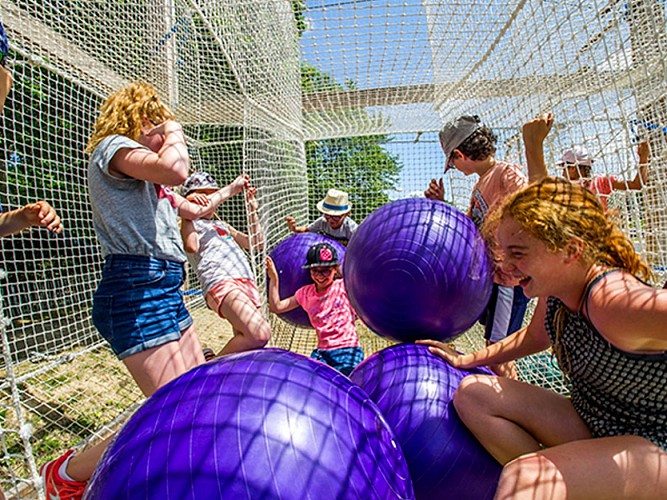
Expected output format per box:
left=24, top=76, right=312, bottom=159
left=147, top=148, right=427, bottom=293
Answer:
left=415, top=339, right=474, bottom=369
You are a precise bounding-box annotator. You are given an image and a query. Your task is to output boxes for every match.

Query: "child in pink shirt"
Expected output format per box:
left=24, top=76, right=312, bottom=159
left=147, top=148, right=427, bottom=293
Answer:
left=266, top=242, right=363, bottom=375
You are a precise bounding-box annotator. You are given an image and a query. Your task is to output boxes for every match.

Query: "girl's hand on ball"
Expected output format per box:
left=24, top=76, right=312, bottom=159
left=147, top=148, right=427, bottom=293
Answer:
left=416, top=339, right=466, bottom=367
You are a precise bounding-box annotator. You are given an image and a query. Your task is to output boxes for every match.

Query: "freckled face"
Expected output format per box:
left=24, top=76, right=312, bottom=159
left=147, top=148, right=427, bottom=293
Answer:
left=496, top=216, right=566, bottom=299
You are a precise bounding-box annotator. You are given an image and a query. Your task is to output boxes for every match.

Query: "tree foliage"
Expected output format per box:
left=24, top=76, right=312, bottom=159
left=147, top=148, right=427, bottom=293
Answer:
left=301, top=64, right=402, bottom=222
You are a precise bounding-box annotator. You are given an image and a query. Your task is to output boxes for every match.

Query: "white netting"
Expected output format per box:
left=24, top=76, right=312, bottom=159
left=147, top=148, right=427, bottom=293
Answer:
left=0, top=0, right=665, bottom=497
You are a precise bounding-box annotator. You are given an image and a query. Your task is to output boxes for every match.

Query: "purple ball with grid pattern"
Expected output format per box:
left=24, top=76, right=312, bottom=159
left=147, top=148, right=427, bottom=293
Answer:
left=344, top=198, right=493, bottom=343
left=86, top=348, right=415, bottom=500
left=350, top=343, right=501, bottom=499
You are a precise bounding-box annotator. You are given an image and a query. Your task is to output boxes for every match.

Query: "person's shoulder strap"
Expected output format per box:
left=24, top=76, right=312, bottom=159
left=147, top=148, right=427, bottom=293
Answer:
left=581, top=268, right=621, bottom=317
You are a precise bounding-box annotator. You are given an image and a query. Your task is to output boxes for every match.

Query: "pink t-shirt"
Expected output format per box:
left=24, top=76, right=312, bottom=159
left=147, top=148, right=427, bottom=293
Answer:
left=468, top=160, right=527, bottom=286
left=580, top=176, right=615, bottom=211
left=294, top=279, right=360, bottom=350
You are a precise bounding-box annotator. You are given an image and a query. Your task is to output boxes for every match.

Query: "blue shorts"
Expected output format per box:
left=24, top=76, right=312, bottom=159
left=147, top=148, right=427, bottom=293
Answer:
left=92, top=255, right=193, bottom=360
left=311, top=347, right=364, bottom=376
left=479, top=284, right=530, bottom=343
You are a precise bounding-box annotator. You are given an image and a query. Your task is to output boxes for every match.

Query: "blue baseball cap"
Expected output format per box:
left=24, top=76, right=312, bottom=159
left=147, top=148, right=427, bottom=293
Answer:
left=0, top=22, right=8, bottom=62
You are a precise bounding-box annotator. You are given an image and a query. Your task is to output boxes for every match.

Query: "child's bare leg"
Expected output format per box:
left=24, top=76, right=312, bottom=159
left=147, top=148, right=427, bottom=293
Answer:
left=177, top=324, right=205, bottom=369
left=62, top=436, right=114, bottom=482
left=123, top=325, right=203, bottom=397
left=453, top=374, right=592, bottom=464
left=496, top=435, right=667, bottom=500
left=217, top=289, right=271, bottom=355
left=62, top=327, right=203, bottom=483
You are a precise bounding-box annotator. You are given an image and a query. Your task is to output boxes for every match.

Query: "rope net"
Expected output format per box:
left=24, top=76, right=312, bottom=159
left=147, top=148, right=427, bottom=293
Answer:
left=0, top=0, right=664, bottom=497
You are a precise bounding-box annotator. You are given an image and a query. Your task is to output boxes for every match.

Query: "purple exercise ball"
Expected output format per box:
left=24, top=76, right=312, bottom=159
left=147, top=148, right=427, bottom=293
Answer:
left=269, top=232, right=346, bottom=328
left=344, top=198, right=493, bottom=343
left=350, top=343, right=501, bottom=500
left=85, top=348, right=414, bottom=500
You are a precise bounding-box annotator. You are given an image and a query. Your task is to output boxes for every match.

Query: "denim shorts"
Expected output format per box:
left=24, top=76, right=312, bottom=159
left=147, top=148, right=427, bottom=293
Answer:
left=92, top=255, right=193, bottom=360
left=311, top=346, right=364, bottom=376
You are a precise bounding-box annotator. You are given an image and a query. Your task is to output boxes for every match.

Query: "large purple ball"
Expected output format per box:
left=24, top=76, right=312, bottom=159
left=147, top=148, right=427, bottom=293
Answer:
left=269, top=233, right=346, bottom=328
left=344, top=198, right=493, bottom=343
left=350, top=344, right=501, bottom=499
left=86, top=348, right=414, bottom=500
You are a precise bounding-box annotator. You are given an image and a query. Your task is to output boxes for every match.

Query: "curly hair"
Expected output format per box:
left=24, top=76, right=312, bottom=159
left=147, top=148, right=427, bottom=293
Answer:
left=456, top=124, right=497, bottom=161
left=483, top=176, right=651, bottom=374
left=86, top=82, right=174, bottom=153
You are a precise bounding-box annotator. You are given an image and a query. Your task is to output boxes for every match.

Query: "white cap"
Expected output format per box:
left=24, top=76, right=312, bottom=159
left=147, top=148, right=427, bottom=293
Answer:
left=556, top=146, right=594, bottom=167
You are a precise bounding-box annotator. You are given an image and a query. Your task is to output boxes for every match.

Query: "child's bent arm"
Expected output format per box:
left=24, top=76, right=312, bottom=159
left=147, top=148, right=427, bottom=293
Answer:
left=246, top=188, right=264, bottom=249
left=613, top=142, right=649, bottom=191
left=522, top=112, right=553, bottom=184
left=180, top=218, right=200, bottom=254
left=227, top=223, right=251, bottom=250
left=266, top=257, right=300, bottom=313
left=109, top=120, right=189, bottom=185
left=178, top=175, right=249, bottom=220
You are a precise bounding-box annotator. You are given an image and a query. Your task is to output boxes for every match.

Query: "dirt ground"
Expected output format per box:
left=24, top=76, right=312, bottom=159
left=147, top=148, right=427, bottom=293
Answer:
left=190, top=304, right=396, bottom=359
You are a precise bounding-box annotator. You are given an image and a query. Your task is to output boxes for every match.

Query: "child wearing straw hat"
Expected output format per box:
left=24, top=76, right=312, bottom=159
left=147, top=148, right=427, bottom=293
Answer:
left=286, top=188, right=358, bottom=246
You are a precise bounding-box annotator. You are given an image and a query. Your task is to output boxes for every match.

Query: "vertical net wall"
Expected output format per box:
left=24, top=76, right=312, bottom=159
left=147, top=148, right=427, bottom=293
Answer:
left=0, top=0, right=665, bottom=497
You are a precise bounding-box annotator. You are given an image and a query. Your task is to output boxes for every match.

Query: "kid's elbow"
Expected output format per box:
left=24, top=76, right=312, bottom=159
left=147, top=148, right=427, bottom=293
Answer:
left=170, top=167, right=189, bottom=186
left=158, top=158, right=189, bottom=186
left=159, top=169, right=188, bottom=187
left=183, top=241, right=199, bottom=254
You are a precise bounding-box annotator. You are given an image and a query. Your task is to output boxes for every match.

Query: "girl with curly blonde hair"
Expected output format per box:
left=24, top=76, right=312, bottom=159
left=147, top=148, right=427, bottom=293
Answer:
left=40, top=82, right=250, bottom=498
left=420, top=176, right=667, bottom=499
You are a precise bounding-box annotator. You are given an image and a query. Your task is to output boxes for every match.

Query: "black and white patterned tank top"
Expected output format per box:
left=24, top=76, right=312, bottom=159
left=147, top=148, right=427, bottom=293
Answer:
left=544, top=270, right=667, bottom=451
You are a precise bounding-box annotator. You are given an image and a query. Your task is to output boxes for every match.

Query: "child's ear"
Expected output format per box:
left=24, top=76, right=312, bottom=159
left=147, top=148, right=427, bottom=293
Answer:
left=563, top=237, right=584, bottom=263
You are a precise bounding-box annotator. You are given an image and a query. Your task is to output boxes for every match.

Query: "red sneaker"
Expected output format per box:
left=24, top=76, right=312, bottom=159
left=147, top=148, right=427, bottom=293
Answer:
left=39, top=450, right=87, bottom=500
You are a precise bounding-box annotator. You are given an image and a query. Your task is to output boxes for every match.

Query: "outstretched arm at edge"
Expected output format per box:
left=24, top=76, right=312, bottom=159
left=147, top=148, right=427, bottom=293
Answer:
left=0, top=201, right=63, bottom=237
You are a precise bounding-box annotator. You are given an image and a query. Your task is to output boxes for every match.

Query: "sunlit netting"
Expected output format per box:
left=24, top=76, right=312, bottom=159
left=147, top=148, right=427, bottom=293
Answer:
left=0, top=0, right=665, bottom=498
